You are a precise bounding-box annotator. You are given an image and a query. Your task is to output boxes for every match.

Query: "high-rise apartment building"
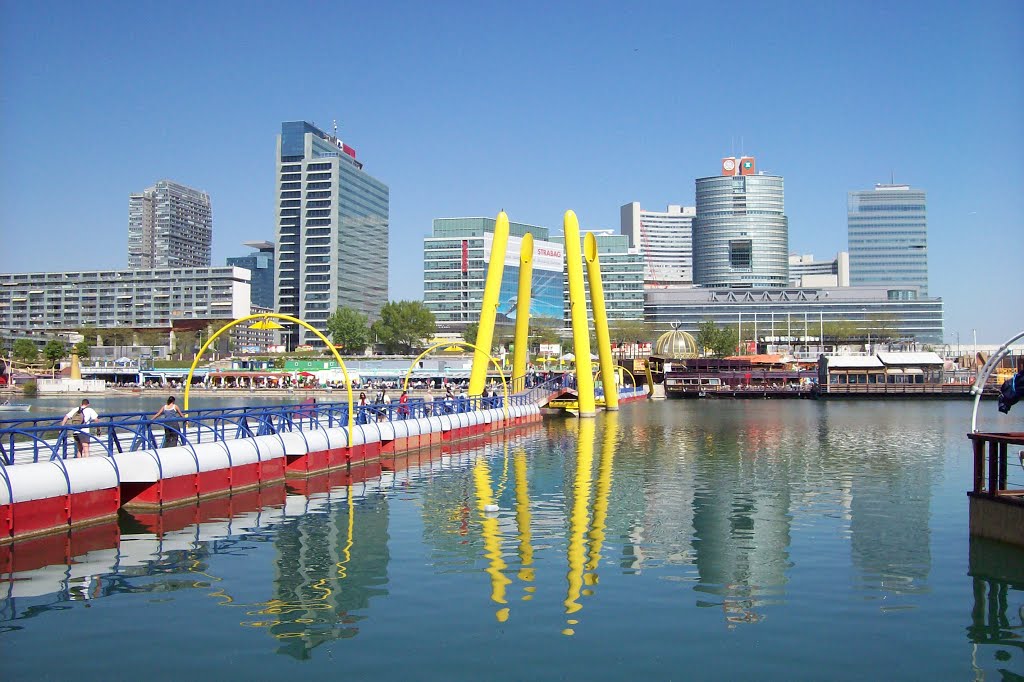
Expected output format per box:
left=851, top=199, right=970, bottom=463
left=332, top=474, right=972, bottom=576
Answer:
left=227, top=241, right=275, bottom=309
left=693, top=157, right=788, bottom=288
left=847, top=184, right=928, bottom=297
left=620, top=203, right=695, bottom=287
left=274, top=122, right=389, bottom=346
left=128, top=180, right=213, bottom=268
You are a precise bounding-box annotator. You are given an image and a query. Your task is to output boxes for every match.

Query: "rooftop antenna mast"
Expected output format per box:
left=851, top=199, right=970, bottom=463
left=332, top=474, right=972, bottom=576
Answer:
left=333, top=119, right=338, bottom=138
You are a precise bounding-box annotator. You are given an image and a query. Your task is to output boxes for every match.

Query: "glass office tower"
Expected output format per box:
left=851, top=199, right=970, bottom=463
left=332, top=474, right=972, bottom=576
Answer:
left=227, top=241, right=275, bottom=309
left=693, top=160, right=788, bottom=288
left=275, top=122, right=389, bottom=347
left=847, top=184, right=928, bottom=297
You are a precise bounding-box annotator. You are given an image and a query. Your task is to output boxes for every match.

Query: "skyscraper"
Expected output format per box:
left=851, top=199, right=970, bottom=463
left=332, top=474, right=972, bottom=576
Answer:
left=128, top=180, right=212, bottom=268
left=620, top=202, right=695, bottom=287
left=274, top=121, right=389, bottom=346
left=847, top=184, right=928, bottom=297
left=227, top=241, right=275, bottom=309
left=693, top=157, right=788, bottom=288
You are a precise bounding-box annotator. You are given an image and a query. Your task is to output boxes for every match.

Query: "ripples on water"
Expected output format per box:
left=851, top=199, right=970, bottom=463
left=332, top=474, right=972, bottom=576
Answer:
left=2, top=399, right=1023, bottom=680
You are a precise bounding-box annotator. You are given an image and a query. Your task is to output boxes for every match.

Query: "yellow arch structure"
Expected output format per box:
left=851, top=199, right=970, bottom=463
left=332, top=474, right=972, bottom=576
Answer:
left=182, top=313, right=355, bottom=433
left=402, top=340, right=509, bottom=420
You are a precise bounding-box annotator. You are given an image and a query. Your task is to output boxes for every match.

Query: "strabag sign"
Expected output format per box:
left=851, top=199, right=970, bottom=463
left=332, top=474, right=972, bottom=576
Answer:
left=484, top=234, right=564, bottom=272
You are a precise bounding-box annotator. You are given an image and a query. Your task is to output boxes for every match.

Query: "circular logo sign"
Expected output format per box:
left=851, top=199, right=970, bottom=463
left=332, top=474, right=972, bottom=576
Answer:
left=723, top=159, right=736, bottom=171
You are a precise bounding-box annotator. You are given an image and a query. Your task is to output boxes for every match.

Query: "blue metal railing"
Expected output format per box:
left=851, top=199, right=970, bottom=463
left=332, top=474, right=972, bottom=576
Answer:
left=0, top=394, right=532, bottom=466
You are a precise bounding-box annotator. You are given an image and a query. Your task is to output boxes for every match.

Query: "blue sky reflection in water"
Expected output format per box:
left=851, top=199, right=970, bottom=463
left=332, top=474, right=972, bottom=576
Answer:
left=2, top=400, right=1024, bottom=680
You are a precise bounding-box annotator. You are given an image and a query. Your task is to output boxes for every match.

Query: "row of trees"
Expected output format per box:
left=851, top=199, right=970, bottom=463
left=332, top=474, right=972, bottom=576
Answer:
left=8, top=338, right=90, bottom=368
left=326, top=300, right=437, bottom=355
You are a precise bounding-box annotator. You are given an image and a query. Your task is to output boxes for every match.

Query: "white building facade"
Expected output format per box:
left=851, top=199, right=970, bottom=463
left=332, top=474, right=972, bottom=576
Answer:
left=620, top=202, right=695, bottom=287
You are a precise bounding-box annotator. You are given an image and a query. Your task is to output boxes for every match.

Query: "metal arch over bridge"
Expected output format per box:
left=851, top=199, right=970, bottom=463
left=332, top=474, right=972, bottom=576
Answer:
left=183, top=313, right=356, bottom=433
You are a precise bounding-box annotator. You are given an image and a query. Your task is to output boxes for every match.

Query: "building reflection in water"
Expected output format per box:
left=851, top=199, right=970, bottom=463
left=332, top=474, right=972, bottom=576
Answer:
left=261, top=486, right=390, bottom=659
left=839, top=407, right=942, bottom=600
left=691, top=421, right=793, bottom=626
left=967, top=537, right=1024, bottom=677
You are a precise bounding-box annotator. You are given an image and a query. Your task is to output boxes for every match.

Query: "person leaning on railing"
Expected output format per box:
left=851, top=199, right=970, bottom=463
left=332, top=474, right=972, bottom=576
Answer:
left=61, top=398, right=99, bottom=458
left=152, top=396, right=185, bottom=448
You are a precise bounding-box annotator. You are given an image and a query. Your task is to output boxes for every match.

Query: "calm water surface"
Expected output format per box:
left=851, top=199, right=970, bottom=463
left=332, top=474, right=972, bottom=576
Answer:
left=2, top=399, right=1023, bottom=680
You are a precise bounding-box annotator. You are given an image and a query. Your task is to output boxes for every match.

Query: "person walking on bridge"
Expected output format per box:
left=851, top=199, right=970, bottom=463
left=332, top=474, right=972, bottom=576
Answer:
left=61, top=399, right=98, bottom=458
left=152, top=396, right=185, bottom=448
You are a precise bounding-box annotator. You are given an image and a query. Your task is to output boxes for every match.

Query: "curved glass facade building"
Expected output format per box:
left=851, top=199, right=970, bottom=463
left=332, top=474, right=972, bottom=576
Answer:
left=693, top=174, right=788, bottom=288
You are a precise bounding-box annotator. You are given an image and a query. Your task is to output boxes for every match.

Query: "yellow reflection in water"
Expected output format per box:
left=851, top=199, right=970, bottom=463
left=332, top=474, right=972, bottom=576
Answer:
left=514, top=448, right=535, bottom=590
left=183, top=484, right=358, bottom=638
left=586, top=412, right=617, bottom=583
left=564, top=418, right=596, bottom=626
left=562, top=414, right=618, bottom=635
left=474, top=452, right=512, bottom=618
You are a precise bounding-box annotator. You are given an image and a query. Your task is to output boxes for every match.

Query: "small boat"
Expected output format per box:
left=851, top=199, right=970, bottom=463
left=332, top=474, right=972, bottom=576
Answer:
left=0, top=401, right=32, bottom=412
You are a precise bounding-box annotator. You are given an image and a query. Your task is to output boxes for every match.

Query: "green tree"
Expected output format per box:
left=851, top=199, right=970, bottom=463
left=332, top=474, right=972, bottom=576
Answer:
left=13, top=339, right=38, bottom=364
left=76, top=326, right=100, bottom=345
left=696, top=321, right=739, bottom=357
left=608, top=319, right=651, bottom=346
left=72, top=340, right=91, bottom=358
left=136, top=329, right=167, bottom=347
left=172, top=330, right=198, bottom=359
left=531, top=316, right=563, bottom=347
left=103, top=326, right=136, bottom=346
left=326, top=306, right=371, bottom=354
left=711, top=325, right=738, bottom=357
left=371, top=300, right=436, bottom=354
left=462, top=322, right=480, bottom=346
left=43, top=339, right=67, bottom=367
left=696, top=321, right=718, bottom=357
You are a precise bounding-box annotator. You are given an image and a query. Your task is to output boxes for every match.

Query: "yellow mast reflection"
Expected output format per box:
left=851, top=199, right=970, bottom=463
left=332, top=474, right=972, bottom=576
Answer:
left=563, top=418, right=596, bottom=635
left=514, top=448, right=535, bottom=594
left=473, top=451, right=512, bottom=622
left=585, top=412, right=618, bottom=587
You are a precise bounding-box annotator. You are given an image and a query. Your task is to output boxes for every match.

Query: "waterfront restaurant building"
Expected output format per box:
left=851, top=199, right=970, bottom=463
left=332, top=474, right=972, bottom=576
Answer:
left=274, top=121, right=389, bottom=348
left=644, top=284, right=944, bottom=344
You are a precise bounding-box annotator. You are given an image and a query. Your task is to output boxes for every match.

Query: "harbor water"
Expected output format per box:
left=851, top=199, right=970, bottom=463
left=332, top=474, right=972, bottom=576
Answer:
left=2, top=398, right=1023, bottom=679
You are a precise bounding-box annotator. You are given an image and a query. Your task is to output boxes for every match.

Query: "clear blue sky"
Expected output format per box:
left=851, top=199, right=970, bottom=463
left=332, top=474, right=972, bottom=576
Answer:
left=1, top=1, right=1021, bottom=344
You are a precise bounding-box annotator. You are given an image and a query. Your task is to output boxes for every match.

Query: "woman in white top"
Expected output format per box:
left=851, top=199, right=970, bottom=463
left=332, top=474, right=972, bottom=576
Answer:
left=61, top=399, right=99, bottom=458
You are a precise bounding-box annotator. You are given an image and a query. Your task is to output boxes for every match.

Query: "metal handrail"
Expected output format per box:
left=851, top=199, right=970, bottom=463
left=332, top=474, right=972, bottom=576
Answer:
left=0, top=394, right=534, bottom=465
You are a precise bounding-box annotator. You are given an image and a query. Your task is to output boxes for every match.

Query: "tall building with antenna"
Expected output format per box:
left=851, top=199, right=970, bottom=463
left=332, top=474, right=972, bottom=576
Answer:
left=128, top=180, right=212, bottom=268
left=692, top=156, right=789, bottom=288
left=847, top=184, right=928, bottom=297
left=274, top=121, right=389, bottom=347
